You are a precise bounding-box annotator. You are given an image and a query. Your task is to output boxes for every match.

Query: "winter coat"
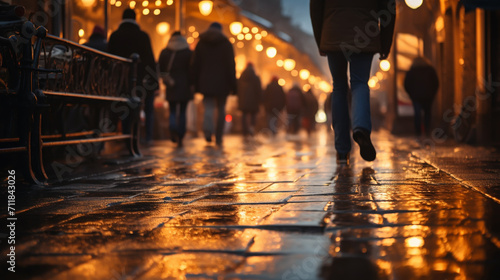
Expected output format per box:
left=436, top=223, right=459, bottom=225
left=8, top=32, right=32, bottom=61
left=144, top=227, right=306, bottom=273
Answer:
left=310, top=0, right=396, bottom=57
left=286, top=86, right=306, bottom=115
left=191, top=28, right=237, bottom=98
left=263, top=80, right=286, bottom=113
left=84, top=33, right=107, bottom=52
left=237, top=66, right=262, bottom=113
left=404, top=57, right=439, bottom=103
left=159, top=35, right=193, bottom=102
left=107, top=20, right=158, bottom=90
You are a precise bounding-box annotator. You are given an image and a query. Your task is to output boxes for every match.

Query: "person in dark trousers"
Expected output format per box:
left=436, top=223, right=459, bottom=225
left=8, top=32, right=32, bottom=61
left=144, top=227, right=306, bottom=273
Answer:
left=107, top=8, right=158, bottom=145
left=303, top=88, right=319, bottom=136
left=286, top=84, right=306, bottom=135
left=404, top=56, right=439, bottom=137
left=310, top=0, right=396, bottom=164
left=192, top=22, right=237, bottom=146
left=237, top=62, right=262, bottom=138
left=159, top=31, right=193, bottom=148
left=84, top=25, right=107, bottom=52
left=263, top=77, right=286, bottom=136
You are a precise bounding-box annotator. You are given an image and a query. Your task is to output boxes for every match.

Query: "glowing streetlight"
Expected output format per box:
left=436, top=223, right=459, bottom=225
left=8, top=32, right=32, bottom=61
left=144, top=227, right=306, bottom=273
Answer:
left=283, top=59, right=296, bottom=71
left=266, top=47, right=277, bottom=58
left=115, top=1, right=122, bottom=7
left=380, top=60, right=391, bottom=71
left=278, top=79, right=286, bottom=86
left=405, top=0, right=423, bottom=9
left=143, top=8, right=150, bottom=15
left=276, top=60, right=284, bottom=67
left=78, top=29, right=85, bottom=37
left=245, top=33, right=252, bottom=40
left=199, top=0, right=213, bottom=16
left=142, top=0, right=149, bottom=7
left=230, top=22, right=243, bottom=35
left=156, top=22, right=170, bottom=35
left=129, top=1, right=136, bottom=8
left=299, top=69, right=310, bottom=80
left=255, top=44, right=263, bottom=52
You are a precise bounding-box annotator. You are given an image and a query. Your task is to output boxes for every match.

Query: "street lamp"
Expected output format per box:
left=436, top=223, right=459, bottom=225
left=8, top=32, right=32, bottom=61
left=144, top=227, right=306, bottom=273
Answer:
left=299, top=69, right=310, bottom=80
left=199, top=0, right=213, bottom=16
left=156, top=22, right=170, bottom=35
left=405, top=0, right=423, bottom=9
left=380, top=60, right=391, bottom=71
left=266, top=47, right=277, bottom=58
left=230, top=21, right=243, bottom=35
left=283, top=59, right=296, bottom=71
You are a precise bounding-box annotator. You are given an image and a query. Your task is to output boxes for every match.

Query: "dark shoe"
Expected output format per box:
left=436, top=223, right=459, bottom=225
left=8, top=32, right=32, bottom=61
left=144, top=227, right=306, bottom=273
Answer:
left=170, top=130, right=178, bottom=143
left=336, top=153, right=350, bottom=165
left=204, top=131, right=212, bottom=143
left=353, top=129, right=376, bottom=161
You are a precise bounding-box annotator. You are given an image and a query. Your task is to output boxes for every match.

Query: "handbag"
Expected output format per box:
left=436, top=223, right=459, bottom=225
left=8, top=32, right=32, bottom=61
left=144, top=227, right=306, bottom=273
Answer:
left=162, top=51, right=176, bottom=87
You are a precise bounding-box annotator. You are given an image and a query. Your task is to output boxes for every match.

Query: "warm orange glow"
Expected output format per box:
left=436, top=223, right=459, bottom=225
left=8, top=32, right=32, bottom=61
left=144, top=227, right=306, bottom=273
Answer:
left=115, top=0, right=122, bottom=7
left=80, top=0, right=96, bottom=7
left=251, top=27, right=259, bottom=34
left=192, top=31, right=199, bottom=38
left=302, top=84, right=311, bottom=92
left=187, top=37, right=194, bottom=44
left=278, top=78, right=286, bottom=86
left=188, top=26, right=196, bottom=32
left=153, top=8, right=161, bottom=15
left=255, top=44, right=263, bottom=52
left=244, top=33, right=252, bottom=40
left=319, top=80, right=332, bottom=92
left=143, top=8, right=150, bottom=15
left=266, top=47, right=277, bottom=58
left=142, top=0, right=149, bottom=7
left=199, top=0, right=213, bottom=16
left=78, top=29, right=84, bottom=37
left=380, top=60, right=391, bottom=71
left=110, top=0, right=116, bottom=5
left=129, top=1, right=136, bottom=8
left=229, top=22, right=243, bottom=35
left=166, top=0, right=173, bottom=5
left=291, top=70, right=298, bottom=77
left=155, top=0, right=161, bottom=6
left=242, top=27, right=250, bottom=33
left=405, top=0, right=423, bottom=9
left=261, top=30, right=268, bottom=37
left=255, top=34, right=262, bottom=40
left=237, top=34, right=244, bottom=40
left=283, top=59, right=295, bottom=71
left=299, top=69, right=310, bottom=80
left=156, top=22, right=169, bottom=35
left=225, top=114, right=232, bottom=122
left=276, top=60, right=284, bottom=67
left=236, top=42, right=244, bottom=48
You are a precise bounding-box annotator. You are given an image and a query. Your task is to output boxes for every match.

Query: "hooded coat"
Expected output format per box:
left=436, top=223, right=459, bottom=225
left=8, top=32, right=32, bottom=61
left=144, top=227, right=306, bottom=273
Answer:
left=159, top=34, right=193, bottom=102
left=107, top=20, right=158, bottom=90
left=404, top=57, right=439, bottom=103
left=191, top=28, right=237, bottom=98
left=237, top=66, right=262, bottom=113
left=310, top=0, right=396, bottom=57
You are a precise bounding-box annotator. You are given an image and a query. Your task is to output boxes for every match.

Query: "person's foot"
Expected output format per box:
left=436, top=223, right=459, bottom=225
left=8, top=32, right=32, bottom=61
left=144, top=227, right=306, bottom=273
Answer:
left=353, top=129, right=376, bottom=161
left=170, top=130, right=178, bottom=143
left=336, top=153, right=350, bottom=165
left=204, top=131, right=212, bottom=143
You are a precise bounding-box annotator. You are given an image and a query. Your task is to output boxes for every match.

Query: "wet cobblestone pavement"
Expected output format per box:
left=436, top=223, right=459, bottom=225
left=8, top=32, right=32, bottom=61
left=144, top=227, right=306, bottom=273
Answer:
left=1, top=128, right=500, bottom=280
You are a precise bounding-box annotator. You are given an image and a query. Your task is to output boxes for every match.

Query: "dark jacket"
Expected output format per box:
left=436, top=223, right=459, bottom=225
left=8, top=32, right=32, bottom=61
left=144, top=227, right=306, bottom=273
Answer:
left=237, top=66, right=262, bottom=113
left=107, top=20, right=158, bottom=90
left=404, top=57, right=439, bottom=103
left=159, top=34, right=193, bottom=102
left=263, top=79, right=286, bottom=113
left=192, top=28, right=237, bottom=98
left=286, top=86, right=306, bottom=115
left=84, top=33, right=107, bottom=52
left=310, top=0, right=396, bottom=57
left=303, top=90, right=319, bottom=120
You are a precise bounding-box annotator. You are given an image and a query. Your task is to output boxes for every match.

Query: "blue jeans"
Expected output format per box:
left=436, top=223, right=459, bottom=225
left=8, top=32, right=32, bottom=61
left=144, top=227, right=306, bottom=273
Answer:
left=327, top=52, right=374, bottom=155
left=168, top=101, right=188, bottom=140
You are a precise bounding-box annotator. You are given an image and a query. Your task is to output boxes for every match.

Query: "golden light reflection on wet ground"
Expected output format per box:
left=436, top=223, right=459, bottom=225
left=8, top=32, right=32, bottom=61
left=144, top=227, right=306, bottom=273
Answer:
left=2, top=128, right=500, bottom=279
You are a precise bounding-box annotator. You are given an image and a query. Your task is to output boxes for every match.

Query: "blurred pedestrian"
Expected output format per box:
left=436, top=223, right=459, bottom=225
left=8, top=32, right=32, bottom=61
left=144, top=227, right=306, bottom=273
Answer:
left=310, top=0, right=396, bottom=164
left=108, top=8, right=158, bottom=145
left=286, top=84, right=306, bottom=134
left=159, top=31, right=193, bottom=148
left=84, top=25, right=107, bottom=52
left=303, top=88, right=319, bottom=136
left=404, top=56, right=439, bottom=137
left=237, top=62, right=262, bottom=138
left=192, top=22, right=237, bottom=146
left=263, top=77, right=286, bottom=136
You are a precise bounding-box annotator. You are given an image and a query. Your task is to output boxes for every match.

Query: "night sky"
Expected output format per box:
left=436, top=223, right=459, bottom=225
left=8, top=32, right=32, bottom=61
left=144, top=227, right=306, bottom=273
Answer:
left=281, top=0, right=313, bottom=35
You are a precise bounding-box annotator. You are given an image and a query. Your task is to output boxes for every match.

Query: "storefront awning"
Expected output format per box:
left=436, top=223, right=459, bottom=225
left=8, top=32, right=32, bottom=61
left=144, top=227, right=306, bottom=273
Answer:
left=461, top=0, right=500, bottom=9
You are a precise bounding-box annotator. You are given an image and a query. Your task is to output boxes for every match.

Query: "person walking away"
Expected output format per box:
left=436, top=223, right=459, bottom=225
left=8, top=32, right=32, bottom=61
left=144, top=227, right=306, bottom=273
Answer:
left=404, top=56, right=439, bottom=138
left=84, top=25, right=107, bottom=52
left=303, top=88, right=319, bottom=136
left=107, top=8, right=158, bottom=145
left=192, top=22, right=237, bottom=146
left=159, top=31, right=193, bottom=148
left=263, top=76, right=286, bottom=136
left=310, top=0, right=396, bottom=164
left=286, top=84, right=306, bottom=135
left=237, top=62, right=262, bottom=139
